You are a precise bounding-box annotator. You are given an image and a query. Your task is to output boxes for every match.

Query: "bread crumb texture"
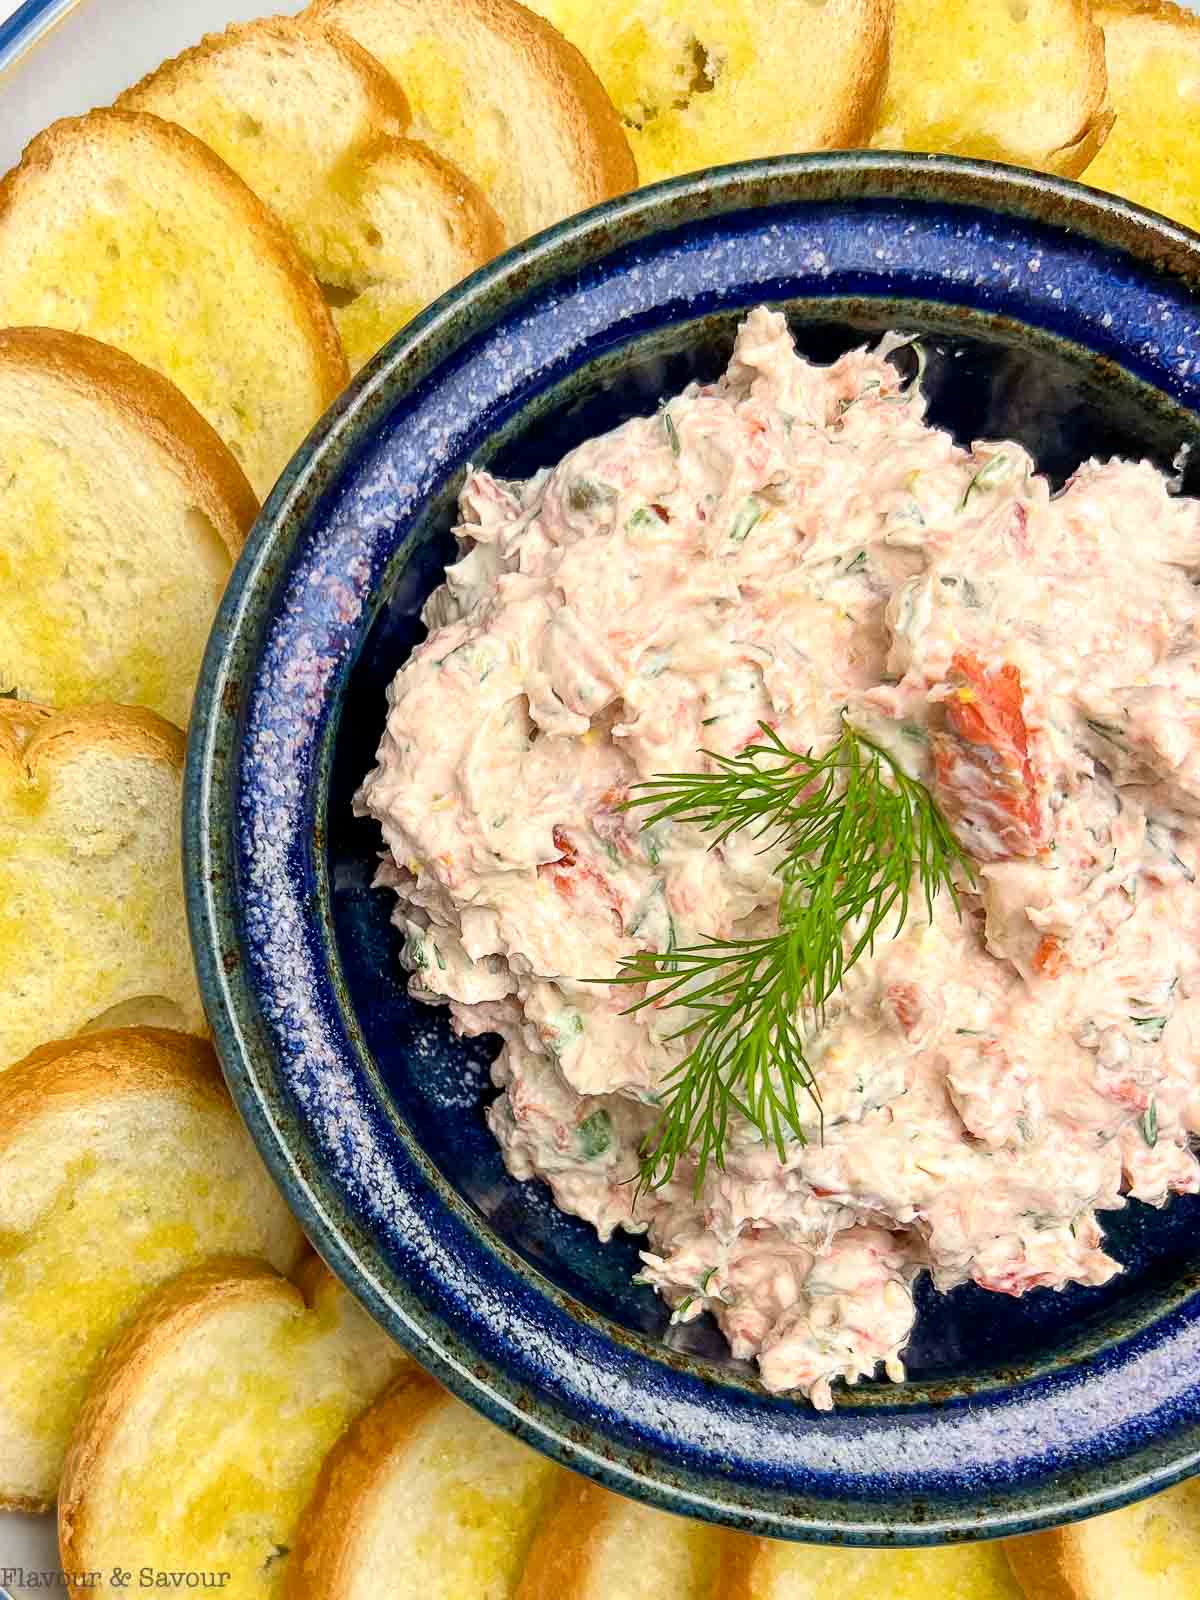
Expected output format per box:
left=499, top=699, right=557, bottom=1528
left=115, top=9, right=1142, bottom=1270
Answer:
left=61, top=1262, right=405, bottom=1594
left=523, top=0, right=889, bottom=182
left=0, top=112, right=345, bottom=496
left=872, top=0, right=1109, bottom=174
left=306, top=0, right=636, bottom=242
left=0, top=1030, right=303, bottom=1510
left=0, top=704, right=203, bottom=1069
left=729, top=1538, right=1026, bottom=1600
left=0, top=331, right=252, bottom=724
left=119, top=19, right=503, bottom=373
left=289, top=1371, right=562, bottom=1600
left=1007, top=1475, right=1200, bottom=1600
left=1084, top=0, right=1200, bottom=230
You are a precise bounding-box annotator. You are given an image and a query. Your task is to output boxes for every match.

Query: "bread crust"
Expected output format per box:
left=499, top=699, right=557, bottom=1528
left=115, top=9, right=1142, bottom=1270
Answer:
left=0, top=700, right=186, bottom=780
left=0, top=108, right=349, bottom=412
left=118, top=15, right=413, bottom=135
left=372, top=135, right=507, bottom=262
left=1004, top=1529, right=1091, bottom=1600
left=838, top=0, right=896, bottom=146
left=0, top=326, right=257, bottom=555
left=1044, top=0, right=1114, bottom=177
left=0, top=1028, right=225, bottom=1163
left=514, top=1473, right=614, bottom=1599
left=307, top=0, right=638, bottom=211
left=284, top=1366, right=444, bottom=1597
left=716, top=1528, right=762, bottom=1600
left=0, top=1034, right=307, bottom=1513
left=57, top=1258, right=298, bottom=1565
left=1096, top=0, right=1200, bottom=23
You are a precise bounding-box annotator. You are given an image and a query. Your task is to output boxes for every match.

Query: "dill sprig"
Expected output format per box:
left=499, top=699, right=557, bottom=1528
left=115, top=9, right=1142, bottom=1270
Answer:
left=610, top=722, right=975, bottom=1192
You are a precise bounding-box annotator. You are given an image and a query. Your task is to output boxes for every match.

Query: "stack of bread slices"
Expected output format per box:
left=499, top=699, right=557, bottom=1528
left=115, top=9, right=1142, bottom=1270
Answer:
left=2, top=0, right=1199, bottom=1592
left=0, top=0, right=636, bottom=1581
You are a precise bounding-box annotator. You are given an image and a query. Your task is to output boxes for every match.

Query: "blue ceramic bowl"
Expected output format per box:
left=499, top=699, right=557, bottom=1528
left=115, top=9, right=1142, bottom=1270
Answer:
left=187, top=154, right=1200, bottom=1544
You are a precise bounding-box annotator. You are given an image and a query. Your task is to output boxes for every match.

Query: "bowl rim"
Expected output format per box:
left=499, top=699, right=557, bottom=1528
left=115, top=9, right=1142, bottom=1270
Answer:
left=187, top=150, right=1200, bottom=1544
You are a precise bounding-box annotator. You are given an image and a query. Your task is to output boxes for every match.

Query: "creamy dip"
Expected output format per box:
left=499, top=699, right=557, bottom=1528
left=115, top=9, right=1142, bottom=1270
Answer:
left=358, top=308, right=1200, bottom=1408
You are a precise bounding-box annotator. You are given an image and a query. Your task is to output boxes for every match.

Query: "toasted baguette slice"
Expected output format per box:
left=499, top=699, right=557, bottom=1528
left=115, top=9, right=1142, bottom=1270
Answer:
left=0, top=701, right=203, bottom=1069
left=0, top=109, right=347, bottom=496
left=288, top=1368, right=561, bottom=1598
left=323, top=139, right=505, bottom=371
left=870, top=0, right=1112, bottom=177
left=523, top=0, right=892, bottom=185
left=59, top=1255, right=407, bottom=1594
left=0, top=1028, right=305, bottom=1512
left=305, top=0, right=637, bottom=243
left=1006, top=1479, right=1200, bottom=1600
left=1080, top=0, right=1200, bottom=231
left=722, top=1533, right=1027, bottom=1599
left=516, top=1474, right=724, bottom=1600
left=118, top=18, right=503, bottom=374
left=0, top=327, right=255, bottom=725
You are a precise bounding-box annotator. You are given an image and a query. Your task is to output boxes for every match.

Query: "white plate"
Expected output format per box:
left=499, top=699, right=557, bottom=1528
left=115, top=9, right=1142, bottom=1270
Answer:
left=0, top=0, right=303, bottom=173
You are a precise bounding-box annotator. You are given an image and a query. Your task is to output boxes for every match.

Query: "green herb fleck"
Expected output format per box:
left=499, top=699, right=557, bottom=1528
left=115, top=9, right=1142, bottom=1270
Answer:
left=729, top=498, right=763, bottom=544
left=888, top=336, right=927, bottom=389
left=1146, top=820, right=1196, bottom=884
left=663, top=410, right=681, bottom=458
left=549, top=1011, right=584, bottom=1059
left=960, top=453, right=1012, bottom=510
left=1131, top=1015, right=1167, bottom=1043
left=578, top=1108, right=613, bottom=1159
left=1141, top=1101, right=1159, bottom=1147
left=844, top=550, right=867, bottom=574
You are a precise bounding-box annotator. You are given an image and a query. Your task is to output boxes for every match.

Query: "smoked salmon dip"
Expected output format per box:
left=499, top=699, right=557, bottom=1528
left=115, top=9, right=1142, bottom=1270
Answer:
left=358, top=308, right=1200, bottom=1408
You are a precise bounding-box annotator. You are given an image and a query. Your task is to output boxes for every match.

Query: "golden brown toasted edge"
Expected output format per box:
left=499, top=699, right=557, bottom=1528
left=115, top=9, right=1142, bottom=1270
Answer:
left=375, top=134, right=507, bottom=261
left=1094, top=0, right=1200, bottom=30
left=291, top=1250, right=337, bottom=1304
left=513, top=1472, right=619, bottom=1600
left=0, top=1028, right=225, bottom=1162
left=0, top=698, right=52, bottom=761
left=1004, top=1528, right=1087, bottom=1600
left=1036, top=0, right=1113, bottom=177
left=0, top=700, right=187, bottom=779
left=0, top=109, right=349, bottom=403
left=58, top=1257, right=298, bottom=1569
left=714, top=1528, right=769, bottom=1600
left=834, top=0, right=896, bottom=148
left=0, top=326, right=257, bottom=556
left=117, top=15, right=412, bottom=142
left=474, top=0, right=638, bottom=200
left=309, top=0, right=638, bottom=202
left=284, top=1365, right=445, bottom=1598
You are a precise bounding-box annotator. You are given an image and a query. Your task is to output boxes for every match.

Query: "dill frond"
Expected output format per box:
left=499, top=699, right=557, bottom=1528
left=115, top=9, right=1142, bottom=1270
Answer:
left=609, top=721, right=975, bottom=1192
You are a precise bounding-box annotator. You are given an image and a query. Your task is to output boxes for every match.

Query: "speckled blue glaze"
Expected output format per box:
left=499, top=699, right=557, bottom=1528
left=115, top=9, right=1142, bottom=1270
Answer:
left=187, top=155, right=1200, bottom=1543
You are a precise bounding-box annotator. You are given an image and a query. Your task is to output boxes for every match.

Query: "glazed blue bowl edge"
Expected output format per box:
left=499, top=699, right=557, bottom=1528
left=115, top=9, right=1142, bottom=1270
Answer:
left=185, top=154, right=1200, bottom=1544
